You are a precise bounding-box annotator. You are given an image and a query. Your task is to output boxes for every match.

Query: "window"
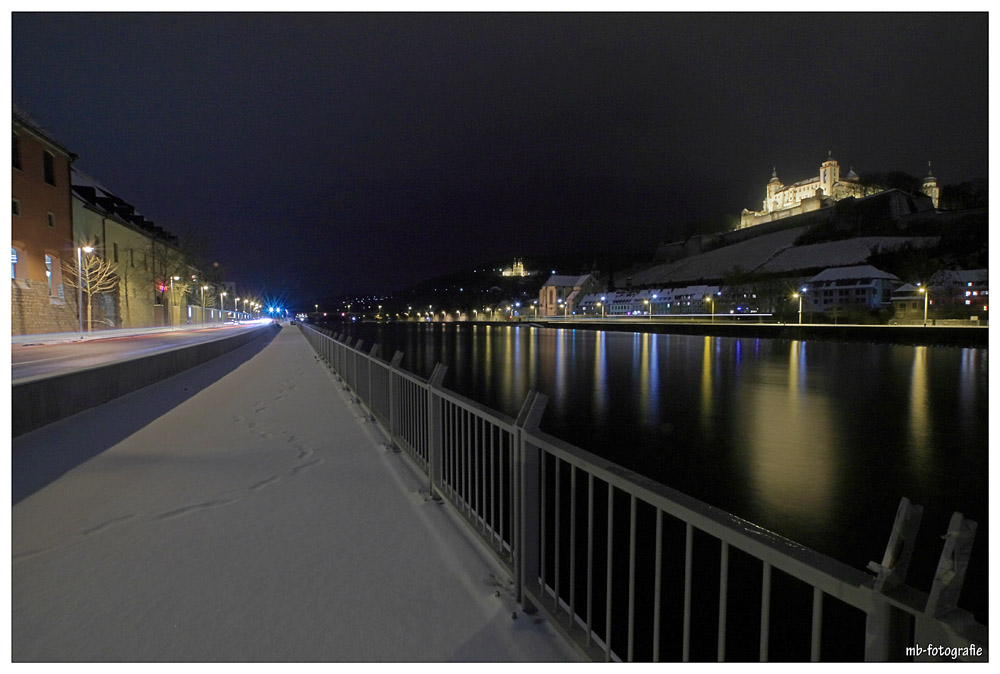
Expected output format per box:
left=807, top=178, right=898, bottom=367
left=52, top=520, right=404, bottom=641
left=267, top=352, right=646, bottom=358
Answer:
left=47, top=212, right=55, bottom=228
left=12, top=133, right=21, bottom=170
left=43, top=151, right=55, bottom=185
left=12, top=198, right=20, bottom=216
left=11, top=247, right=18, bottom=278
left=45, top=254, right=54, bottom=294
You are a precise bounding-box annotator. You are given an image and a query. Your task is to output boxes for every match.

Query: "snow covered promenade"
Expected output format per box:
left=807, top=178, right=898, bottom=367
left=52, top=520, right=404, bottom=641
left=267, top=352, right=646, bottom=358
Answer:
left=12, top=325, right=578, bottom=662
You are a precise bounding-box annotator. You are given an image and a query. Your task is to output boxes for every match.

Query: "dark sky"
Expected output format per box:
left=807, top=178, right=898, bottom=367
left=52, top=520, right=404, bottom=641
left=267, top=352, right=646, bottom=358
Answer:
left=12, top=13, right=988, bottom=302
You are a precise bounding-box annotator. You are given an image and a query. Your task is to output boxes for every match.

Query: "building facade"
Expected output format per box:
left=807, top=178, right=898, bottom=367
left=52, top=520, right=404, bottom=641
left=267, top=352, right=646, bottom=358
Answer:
left=803, top=265, right=899, bottom=313
left=12, top=107, right=80, bottom=335
left=72, top=171, right=186, bottom=329
left=539, top=274, right=597, bottom=316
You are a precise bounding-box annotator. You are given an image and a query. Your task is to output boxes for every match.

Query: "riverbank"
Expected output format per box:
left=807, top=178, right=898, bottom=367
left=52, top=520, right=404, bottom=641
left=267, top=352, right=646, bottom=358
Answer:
left=526, top=319, right=988, bottom=348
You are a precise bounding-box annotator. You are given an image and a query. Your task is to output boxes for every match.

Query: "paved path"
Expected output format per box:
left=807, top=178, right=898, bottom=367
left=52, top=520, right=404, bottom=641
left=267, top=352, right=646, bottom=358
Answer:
left=12, top=326, right=577, bottom=662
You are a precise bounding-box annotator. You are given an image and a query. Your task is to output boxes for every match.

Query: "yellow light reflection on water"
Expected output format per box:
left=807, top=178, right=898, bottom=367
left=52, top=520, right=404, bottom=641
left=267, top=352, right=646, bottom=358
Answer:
left=742, top=340, right=837, bottom=530
left=909, top=346, right=930, bottom=461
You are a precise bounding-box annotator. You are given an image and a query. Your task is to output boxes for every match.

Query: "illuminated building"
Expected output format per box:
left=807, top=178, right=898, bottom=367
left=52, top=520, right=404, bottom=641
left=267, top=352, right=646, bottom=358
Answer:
left=740, top=153, right=940, bottom=229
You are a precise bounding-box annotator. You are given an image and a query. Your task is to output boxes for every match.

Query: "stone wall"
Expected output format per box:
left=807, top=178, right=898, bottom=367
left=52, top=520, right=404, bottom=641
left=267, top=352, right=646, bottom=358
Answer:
left=11, top=279, right=81, bottom=335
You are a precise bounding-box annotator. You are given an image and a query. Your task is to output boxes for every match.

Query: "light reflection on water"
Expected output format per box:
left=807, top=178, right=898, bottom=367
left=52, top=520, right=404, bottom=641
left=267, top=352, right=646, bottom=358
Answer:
left=347, top=322, right=988, bottom=620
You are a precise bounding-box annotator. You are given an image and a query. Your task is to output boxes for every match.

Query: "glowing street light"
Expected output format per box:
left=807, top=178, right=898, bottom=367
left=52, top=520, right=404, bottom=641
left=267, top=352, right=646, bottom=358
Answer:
left=792, top=290, right=805, bottom=324
left=918, top=286, right=930, bottom=326
left=704, top=294, right=715, bottom=322
left=220, top=291, right=227, bottom=320
left=600, top=295, right=606, bottom=319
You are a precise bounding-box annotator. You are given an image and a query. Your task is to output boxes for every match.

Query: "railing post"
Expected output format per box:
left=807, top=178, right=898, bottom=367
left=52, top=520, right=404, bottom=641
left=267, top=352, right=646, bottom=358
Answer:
left=515, top=390, right=548, bottom=611
left=388, top=351, right=403, bottom=442
left=865, top=497, right=923, bottom=661
left=913, top=512, right=985, bottom=661
left=426, top=363, right=447, bottom=500
left=366, top=345, right=379, bottom=417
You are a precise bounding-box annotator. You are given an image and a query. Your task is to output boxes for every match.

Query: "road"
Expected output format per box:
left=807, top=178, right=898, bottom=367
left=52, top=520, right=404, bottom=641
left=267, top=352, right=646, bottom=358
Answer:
left=12, top=323, right=267, bottom=381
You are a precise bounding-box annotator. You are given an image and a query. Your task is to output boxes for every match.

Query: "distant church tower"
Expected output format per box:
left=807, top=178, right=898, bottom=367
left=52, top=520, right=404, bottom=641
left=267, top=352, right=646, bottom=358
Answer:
left=922, top=161, right=940, bottom=208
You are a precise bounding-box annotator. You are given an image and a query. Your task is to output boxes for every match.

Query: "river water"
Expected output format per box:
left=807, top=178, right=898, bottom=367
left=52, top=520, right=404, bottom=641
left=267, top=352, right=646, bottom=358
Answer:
left=336, top=321, right=989, bottom=626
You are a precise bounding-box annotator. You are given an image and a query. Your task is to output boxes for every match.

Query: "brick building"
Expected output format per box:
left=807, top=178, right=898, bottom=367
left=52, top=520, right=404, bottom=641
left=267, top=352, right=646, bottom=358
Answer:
left=12, top=106, right=80, bottom=335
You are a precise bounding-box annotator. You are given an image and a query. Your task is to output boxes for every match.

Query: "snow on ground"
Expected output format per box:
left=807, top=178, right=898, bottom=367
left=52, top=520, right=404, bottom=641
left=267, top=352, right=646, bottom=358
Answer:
left=11, top=326, right=579, bottom=663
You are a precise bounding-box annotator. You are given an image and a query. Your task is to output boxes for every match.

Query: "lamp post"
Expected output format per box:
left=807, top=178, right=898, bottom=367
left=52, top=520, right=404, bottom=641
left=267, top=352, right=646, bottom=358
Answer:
left=919, top=286, right=930, bottom=326
left=705, top=294, right=715, bottom=322
left=220, top=292, right=227, bottom=321
left=792, top=292, right=803, bottom=324
left=235, top=297, right=241, bottom=319
left=76, top=245, right=94, bottom=333
left=600, top=295, right=606, bottom=318
left=649, top=294, right=658, bottom=320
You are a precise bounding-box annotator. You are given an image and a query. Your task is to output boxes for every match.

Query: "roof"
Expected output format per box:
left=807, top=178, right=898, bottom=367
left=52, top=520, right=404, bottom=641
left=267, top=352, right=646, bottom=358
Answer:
left=12, top=103, right=76, bottom=159
left=543, top=274, right=592, bottom=288
left=808, top=265, right=899, bottom=283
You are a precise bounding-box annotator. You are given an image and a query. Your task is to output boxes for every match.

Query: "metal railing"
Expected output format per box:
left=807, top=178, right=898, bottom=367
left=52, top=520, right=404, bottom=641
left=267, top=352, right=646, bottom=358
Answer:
left=299, top=323, right=987, bottom=662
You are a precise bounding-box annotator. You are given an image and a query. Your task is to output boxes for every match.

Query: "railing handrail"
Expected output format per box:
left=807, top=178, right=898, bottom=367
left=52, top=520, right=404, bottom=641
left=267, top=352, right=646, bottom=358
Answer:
left=524, top=425, right=876, bottom=612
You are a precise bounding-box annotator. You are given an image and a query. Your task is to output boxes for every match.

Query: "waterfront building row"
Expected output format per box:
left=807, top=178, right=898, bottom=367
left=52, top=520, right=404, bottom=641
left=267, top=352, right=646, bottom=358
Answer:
left=12, top=105, right=247, bottom=335
left=541, top=264, right=987, bottom=321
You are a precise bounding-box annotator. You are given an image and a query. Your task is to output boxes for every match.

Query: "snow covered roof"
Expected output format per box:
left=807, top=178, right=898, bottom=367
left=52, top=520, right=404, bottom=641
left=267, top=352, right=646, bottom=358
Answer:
left=807, top=265, right=899, bottom=283
left=543, top=274, right=592, bottom=288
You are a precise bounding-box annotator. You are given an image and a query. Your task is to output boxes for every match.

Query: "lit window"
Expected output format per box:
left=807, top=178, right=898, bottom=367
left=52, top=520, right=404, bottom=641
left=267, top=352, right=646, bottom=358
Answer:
left=966, top=300, right=971, bottom=305
left=45, top=254, right=53, bottom=294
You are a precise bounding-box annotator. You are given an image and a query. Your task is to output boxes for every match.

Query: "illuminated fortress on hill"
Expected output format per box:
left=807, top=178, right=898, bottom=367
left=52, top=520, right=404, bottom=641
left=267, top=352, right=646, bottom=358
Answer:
left=739, top=152, right=940, bottom=229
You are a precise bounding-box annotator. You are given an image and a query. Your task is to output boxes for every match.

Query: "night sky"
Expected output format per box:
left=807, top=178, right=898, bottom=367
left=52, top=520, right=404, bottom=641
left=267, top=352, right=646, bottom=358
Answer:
left=11, top=13, right=988, bottom=303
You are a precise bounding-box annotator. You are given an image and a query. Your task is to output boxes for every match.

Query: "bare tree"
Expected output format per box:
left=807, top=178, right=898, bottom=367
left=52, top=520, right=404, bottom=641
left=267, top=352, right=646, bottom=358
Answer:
left=63, top=254, right=120, bottom=332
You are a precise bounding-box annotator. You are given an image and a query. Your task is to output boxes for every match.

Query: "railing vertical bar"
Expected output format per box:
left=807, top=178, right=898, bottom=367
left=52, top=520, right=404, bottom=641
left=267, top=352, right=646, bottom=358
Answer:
left=811, top=587, right=823, bottom=662
left=480, top=416, right=486, bottom=531
left=760, top=561, right=772, bottom=662
left=586, top=472, right=594, bottom=648
left=604, top=484, right=614, bottom=662
left=682, top=522, right=693, bottom=662
left=540, top=451, right=547, bottom=596
left=627, top=494, right=636, bottom=662
left=555, top=456, right=561, bottom=611
left=490, top=419, right=496, bottom=543
left=463, top=408, right=470, bottom=513
left=718, top=541, right=729, bottom=662
left=653, top=508, right=662, bottom=662
left=569, top=465, right=577, bottom=630
left=498, top=426, right=504, bottom=548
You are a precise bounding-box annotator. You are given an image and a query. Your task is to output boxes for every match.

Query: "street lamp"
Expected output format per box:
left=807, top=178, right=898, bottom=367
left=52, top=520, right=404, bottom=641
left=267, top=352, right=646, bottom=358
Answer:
left=220, top=291, right=227, bottom=320
left=918, top=286, right=930, bottom=326
left=76, top=245, right=94, bottom=333
left=647, top=294, right=658, bottom=320
left=792, top=291, right=804, bottom=324
left=705, top=294, right=715, bottom=322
